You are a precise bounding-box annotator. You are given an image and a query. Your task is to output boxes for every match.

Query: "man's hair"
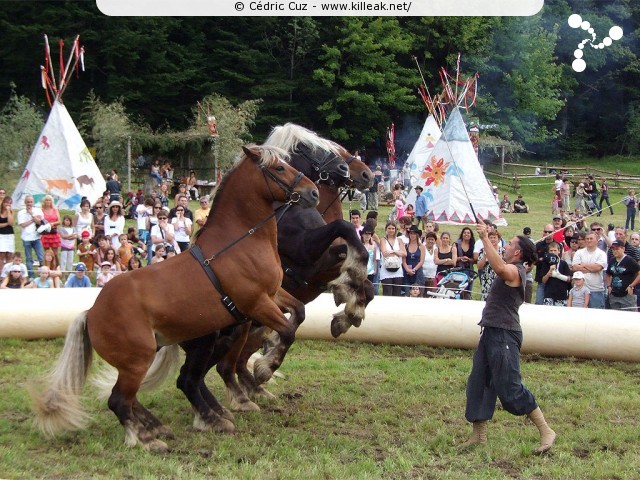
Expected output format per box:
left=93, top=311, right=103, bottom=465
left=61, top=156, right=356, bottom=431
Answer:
left=349, top=209, right=361, bottom=218
left=589, top=221, right=603, bottom=229
left=576, top=231, right=587, bottom=240
left=516, top=235, right=537, bottom=265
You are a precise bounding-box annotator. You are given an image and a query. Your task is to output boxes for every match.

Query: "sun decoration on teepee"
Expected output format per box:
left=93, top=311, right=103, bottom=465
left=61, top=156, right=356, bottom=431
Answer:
left=422, top=156, right=450, bottom=186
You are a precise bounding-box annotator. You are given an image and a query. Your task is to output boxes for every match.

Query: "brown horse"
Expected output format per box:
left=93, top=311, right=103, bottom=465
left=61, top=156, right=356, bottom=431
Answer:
left=31, top=145, right=319, bottom=452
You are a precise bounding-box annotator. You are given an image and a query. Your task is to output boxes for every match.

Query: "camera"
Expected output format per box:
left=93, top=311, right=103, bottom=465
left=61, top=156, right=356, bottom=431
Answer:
left=544, top=253, right=559, bottom=265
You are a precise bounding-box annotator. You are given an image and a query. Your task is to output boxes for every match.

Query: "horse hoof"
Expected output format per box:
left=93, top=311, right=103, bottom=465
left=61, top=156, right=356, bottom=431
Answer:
left=231, top=399, right=261, bottom=412
left=147, top=439, right=170, bottom=453
left=156, top=425, right=175, bottom=440
left=349, top=315, right=363, bottom=328
left=213, top=417, right=236, bottom=434
left=193, top=413, right=236, bottom=434
left=253, top=358, right=274, bottom=385
left=217, top=407, right=235, bottom=422
left=331, top=314, right=351, bottom=338
left=252, top=386, right=276, bottom=401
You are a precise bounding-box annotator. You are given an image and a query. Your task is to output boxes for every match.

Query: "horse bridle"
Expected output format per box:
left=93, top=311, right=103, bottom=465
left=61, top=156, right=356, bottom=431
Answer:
left=261, top=163, right=305, bottom=204
left=294, top=144, right=350, bottom=187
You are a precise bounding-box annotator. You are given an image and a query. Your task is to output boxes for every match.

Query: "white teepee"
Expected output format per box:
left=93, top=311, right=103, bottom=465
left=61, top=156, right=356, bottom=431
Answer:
left=404, top=114, right=441, bottom=209
left=12, top=34, right=105, bottom=210
left=420, top=107, right=506, bottom=226
left=12, top=100, right=105, bottom=210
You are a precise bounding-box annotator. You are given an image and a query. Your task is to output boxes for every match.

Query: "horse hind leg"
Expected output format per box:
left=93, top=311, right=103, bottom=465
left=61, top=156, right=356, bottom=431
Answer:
left=176, top=336, right=235, bottom=434
left=216, top=323, right=260, bottom=412
left=253, top=289, right=304, bottom=386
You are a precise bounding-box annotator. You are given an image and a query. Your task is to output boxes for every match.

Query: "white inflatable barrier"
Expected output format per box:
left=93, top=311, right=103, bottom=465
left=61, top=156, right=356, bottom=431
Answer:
left=1, top=290, right=639, bottom=362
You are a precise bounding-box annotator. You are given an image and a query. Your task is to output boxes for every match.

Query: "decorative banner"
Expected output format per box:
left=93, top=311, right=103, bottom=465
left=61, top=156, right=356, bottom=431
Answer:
left=386, top=123, right=396, bottom=168
left=11, top=100, right=106, bottom=210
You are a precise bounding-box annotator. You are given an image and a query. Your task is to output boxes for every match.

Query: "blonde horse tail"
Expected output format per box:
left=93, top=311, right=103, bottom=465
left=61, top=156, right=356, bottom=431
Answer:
left=31, top=311, right=93, bottom=437
left=92, top=344, right=180, bottom=400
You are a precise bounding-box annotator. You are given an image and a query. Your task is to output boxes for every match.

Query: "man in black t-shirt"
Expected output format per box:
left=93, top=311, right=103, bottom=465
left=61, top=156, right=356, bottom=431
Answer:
left=606, top=240, right=640, bottom=311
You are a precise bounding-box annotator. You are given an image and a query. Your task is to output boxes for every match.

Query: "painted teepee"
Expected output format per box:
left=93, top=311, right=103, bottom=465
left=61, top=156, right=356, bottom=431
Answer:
left=422, top=107, right=506, bottom=226
left=404, top=114, right=441, bottom=209
left=12, top=35, right=105, bottom=210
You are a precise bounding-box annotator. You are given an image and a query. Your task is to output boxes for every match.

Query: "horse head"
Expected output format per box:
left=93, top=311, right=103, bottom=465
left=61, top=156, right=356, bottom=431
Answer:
left=265, top=123, right=350, bottom=188
left=242, top=145, right=319, bottom=209
left=334, top=145, right=374, bottom=191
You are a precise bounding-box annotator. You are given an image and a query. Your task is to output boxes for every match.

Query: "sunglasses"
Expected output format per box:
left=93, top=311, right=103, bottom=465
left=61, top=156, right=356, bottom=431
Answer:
left=154, top=206, right=161, bottom=209
left=158, top=216, right=168, bottom=220
left=543, top=230, right=553, bottom=234
left=96, top=206, right=103, bottom=209
left=176, top=209, right=184, bottom=212
left=591, top=228, right=602, bottom=231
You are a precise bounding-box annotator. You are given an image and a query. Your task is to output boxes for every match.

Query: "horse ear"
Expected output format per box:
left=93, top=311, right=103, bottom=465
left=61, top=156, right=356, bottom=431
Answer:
left=242, top=146, right=260, bottom=162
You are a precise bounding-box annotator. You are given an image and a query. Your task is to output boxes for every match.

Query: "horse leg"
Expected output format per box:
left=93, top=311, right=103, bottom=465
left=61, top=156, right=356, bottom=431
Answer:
left=216, top=323, right=260, bottom=412
left=177, top=334, right=235, bottom=433
left=331, top=279, right=375, bottom=337
left=253, top=288, right=304, bottom=385
left=236, top=326, right=277, bottom=401
left=132, top=400, right=174, bottom=439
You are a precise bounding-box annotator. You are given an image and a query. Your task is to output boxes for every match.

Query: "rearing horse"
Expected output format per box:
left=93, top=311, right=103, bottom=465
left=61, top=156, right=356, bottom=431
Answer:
left=32, top=145, right=319, bottom=452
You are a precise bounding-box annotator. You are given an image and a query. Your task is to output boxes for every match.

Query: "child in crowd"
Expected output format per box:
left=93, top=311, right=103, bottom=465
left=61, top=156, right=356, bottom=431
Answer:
left=152, top=245, right=166, bottom=264
left=59, top=214, right=76, bottom=276
left=96, top=261, right=115, bottom=287
left=27, top=266, right=54, bottom=288
left=127, top=256, right=143, bottom=271
left=117, top=233, right=135, bottom=267
left=567, top=271, right=590, bottom=308
left=409, top=285, right=422, bottom=297
left=65, top=262, right=92, bottom=288
left=542, top=242, right=571, bottom=306
left=77, top=231, right=96, bottom=273
left=1, top=252, right=28, bottom=281
left=0, top=265, right=25, bottom=289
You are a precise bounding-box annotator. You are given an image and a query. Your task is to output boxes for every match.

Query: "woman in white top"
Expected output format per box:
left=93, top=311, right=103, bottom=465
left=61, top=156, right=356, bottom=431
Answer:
left=150, top=209, right=176, bottom=254
left=379, top=221, right=406, bottom=297
left=73, top=199, right=95, bottom=242
left=171, top=206, right=192, bottom=252
left=360, top=225, right=379, bottom=284
left=422, top=231, right=438, bottom=295
left=104, top=201, right=125, bottom=249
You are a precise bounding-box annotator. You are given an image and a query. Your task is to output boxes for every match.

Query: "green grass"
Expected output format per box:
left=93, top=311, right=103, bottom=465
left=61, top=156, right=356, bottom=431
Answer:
left=1, top=339, right=639, bottom=478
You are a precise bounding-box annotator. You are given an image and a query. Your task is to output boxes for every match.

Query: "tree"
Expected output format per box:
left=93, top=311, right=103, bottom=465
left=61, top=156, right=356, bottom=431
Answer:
left=0, top=87, right=44, bottom=188
left=313, top=18, right=419, bottom=146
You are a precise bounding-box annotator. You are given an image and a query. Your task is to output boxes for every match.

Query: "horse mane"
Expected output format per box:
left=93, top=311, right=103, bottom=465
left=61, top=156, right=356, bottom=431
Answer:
left=198, top=144, right=289, bottom=229
left=265, top=123, right=341, bottom=158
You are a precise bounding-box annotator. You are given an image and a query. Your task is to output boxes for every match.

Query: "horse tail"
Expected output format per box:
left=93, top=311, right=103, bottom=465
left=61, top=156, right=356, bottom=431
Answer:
left=92, top=344, right=180, bottom=400
left=31, top=311, right=93, bottom=437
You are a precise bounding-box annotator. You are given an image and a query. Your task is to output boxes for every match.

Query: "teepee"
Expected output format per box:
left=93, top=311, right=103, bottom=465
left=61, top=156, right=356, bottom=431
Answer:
left=404, top=114, right=441, bottom=209
left=422, top=107, right=506, bottom=226
left=12, top=35, right=105, bottom=210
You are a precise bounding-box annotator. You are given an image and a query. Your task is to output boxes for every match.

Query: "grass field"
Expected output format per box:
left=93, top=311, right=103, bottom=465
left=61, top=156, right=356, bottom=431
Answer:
left=2, top=155, right=640, bottom=478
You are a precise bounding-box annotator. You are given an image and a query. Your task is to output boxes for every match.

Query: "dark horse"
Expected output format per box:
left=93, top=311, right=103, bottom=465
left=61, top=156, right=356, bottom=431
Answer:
left=127, top=125, right=376, bottom=423
left=32, top=145, right=319, bottom=452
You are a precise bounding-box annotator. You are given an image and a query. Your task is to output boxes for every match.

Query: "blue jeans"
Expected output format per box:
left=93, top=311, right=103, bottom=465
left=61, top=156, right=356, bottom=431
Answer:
left=589, top=290, right=606, bottom=309
left=22, top=239, right=44, bottom=277
left=626, top=207, right=636, bottom=231
left=535, top=282, right=545, bottom=305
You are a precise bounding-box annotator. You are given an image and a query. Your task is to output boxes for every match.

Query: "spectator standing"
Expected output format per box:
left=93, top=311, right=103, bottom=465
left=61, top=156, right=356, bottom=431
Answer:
left=194, top=195, right=211, bottom=233
left=158, top=182, right=170, bottom=209
left=553, top=174, right=563, bottom=202
left=551, top=214, right=565, bottom=246
left=379, top=221, right=406, bottom=296
left=598, top=178, right=613, bottom=215
left=174, top=183, right=189, bottom=207
left=104, top=200, right=125, bottom=249
left=172, top=206, right=192, bottom=252
left=151, top=210, right=176, bottom=255
left=435, top=231, right=457, bottom=284
left=105, top=174, right=122, bottom=203
left=572, top=232, right=608, bottom=308
left=403, top=226, right=425, bottom=291
left=92, top=200, right=106, bottom=241
left=607, top=227, right=640, bottom=265
left=534, top=225, right=555, bottom=304
left=562, top=235, right=580, bottom=269
left=587, top=175, right=598, bottom=208
left=422, top=232, right=438, bottom=295
left=169, top=194, right=193, bottom=221
left=135, top=198, right=153, bottom=244
left=59, top=215, right=76, bottom=276
left=414, top=185, right=428, bottom=229
left=455, top=227, right=476, bottom=270
left=360, top=225, right=379, bottom=284
left=0, top=196, right=15, bottom=272
left=622, top=189, right=638, bottom=231
left=17, top=195, right=45, bottom=277
left=40, top=195, right=61, bottom=255
left=567, top=271, right=590, bottom=307
left=541, top=242, right=571, bottom=306
left=606, top=240, right=640, bottom=312
left=350, top=209, right=363, bottom=235
left=65, top=262, right=91, bottom=288
left=561, top=179, right=571, bottom=213
left=575, top=183, right=586, bottom=213
left=73, top=199, right=94, bottom=244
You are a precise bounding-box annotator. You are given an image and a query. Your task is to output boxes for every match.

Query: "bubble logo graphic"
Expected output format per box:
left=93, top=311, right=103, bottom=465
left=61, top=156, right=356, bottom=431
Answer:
left=568, top=14, right=623, bottom=72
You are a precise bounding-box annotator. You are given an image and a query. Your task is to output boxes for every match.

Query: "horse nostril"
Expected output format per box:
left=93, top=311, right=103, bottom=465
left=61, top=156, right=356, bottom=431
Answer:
left=311, top=189, right=319, bottom=200
left=339, top=164, right=349, bottom=176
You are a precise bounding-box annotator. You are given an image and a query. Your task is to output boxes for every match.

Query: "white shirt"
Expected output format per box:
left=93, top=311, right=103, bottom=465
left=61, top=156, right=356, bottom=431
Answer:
left=554, top=179, right=563, bottom=191
left=103, top=215, right=125, bottom=248
left=18, top=207, right=44, bottom=241
left=150, top=223, right=175, bottom=252
left=136, top=204, right=150, bottom=231
left=1, top=263, right=28, bottom=279
left=573, top=247, right=607, bottom=292
left=171, top=217, right=192, bottom=243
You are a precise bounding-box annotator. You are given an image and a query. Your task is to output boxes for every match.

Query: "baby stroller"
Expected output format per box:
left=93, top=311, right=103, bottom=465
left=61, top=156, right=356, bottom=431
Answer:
left=427, top=267, right=478, bottom=300
left=583, top=195, right=597, bottom=215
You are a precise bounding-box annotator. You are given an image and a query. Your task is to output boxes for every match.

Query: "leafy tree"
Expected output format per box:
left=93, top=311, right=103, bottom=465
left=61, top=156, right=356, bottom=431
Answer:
left=313, top=18, right=419, bottom=146
left=0, top=86, right=44, bottom=188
